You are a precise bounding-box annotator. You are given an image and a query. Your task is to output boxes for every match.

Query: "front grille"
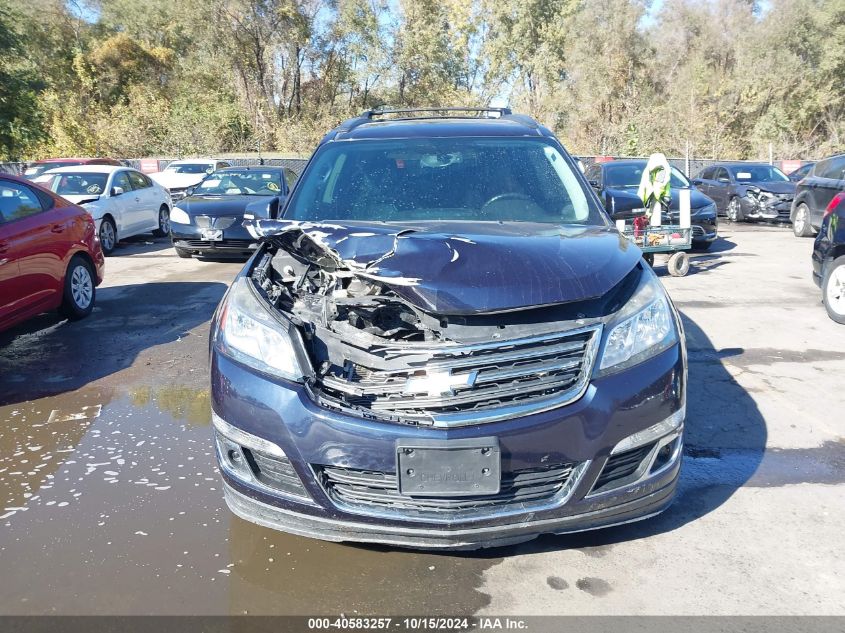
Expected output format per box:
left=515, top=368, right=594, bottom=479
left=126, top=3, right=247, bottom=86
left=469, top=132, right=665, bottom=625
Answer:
left=181, top=239, right=254, bottom=249
left=317, top=327, right=601, bottom=427
left=691, top=225, right=705, bottom=237
left=316, top=461, right=579, bottom=519
left=592, top=442, right=656, bottom=493
left=195, top=215, right=238, bottom=229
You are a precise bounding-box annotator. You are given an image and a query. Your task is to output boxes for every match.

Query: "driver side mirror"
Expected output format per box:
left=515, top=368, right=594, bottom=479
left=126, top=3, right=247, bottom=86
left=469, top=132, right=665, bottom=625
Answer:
left=588, top=179, right=600, bottom=189
left=110, top=186, right=124, bottom=197
left=717, top=177, right=730, bottom=183
left=186, top=186, right=196, bottom=197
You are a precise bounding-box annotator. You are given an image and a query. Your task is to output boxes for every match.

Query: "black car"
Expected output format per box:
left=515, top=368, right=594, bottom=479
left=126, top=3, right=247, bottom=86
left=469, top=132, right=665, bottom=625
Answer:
left=692, top=162, right=795, bottom=223
left=585, top=159, right=718, bottom=249
left=811, top=191, right=845, bottom=323
left=788, top=162, right=815, bottom=182
left=169, top=166, right=297, bottom=258
left=791, top=154, right=845, bottom=238
left=209, top=107, right=687, bottom=549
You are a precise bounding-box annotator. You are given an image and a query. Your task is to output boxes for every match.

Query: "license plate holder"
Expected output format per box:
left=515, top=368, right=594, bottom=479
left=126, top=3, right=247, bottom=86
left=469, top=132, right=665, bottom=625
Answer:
left=201, top=228, right=223, bottom=241
left=396, top=437, right=500, bottom=497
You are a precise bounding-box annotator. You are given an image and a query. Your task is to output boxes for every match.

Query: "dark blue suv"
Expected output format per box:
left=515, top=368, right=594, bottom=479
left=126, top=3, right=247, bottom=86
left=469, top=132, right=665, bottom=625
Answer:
left=209, top=108, right=687, bottom=549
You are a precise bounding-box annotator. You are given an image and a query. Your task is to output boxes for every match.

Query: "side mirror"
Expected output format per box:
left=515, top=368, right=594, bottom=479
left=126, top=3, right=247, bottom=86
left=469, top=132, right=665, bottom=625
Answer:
left=186, top=186, right=196, bottom=197
left=606, top=192, right=647, bottom=219
left=691, top=179, right=702, bottom=186
left=588, top=179, right=600, bottom=189
left=717, top=177, right=730, bottom=183
left=111, top=186, right=124, bottom=197
left=243, top=195, right=284, bottom=220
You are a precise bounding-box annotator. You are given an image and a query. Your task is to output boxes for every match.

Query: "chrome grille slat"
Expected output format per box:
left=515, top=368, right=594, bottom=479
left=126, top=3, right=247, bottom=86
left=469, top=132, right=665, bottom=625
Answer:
left=317, top=325, right=601, bottom=427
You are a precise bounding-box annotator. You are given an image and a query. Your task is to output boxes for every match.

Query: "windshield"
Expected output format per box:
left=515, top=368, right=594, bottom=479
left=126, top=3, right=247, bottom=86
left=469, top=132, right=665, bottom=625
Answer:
left=728, top=165, right=789, bottom=182
left=165, top=163, right=214, bottom=174
left=285, top=138, right=604, bottom=225
left=41, top=172, right=108, bottom=197
left=604, top=163, right=690, bottom=188
left=195, top=170, right=283, bottom=196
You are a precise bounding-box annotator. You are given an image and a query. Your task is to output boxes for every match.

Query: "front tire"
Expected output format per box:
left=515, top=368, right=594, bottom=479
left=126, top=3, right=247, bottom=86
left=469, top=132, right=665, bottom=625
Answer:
left=822, top=256, right=845, bottom=324
left=60, top=256, right=95, bottom=320
left=153, top=206, right=170, bottom=237
left=727, top=197, right=744, bottom=222
left=99, top=216, right=117, bottom=255
left=792, top=203, right=815, bottom=237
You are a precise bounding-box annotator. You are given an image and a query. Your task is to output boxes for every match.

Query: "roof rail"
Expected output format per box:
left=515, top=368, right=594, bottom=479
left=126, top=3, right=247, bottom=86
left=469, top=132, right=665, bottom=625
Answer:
left=360, top=106, right=513, bottom=119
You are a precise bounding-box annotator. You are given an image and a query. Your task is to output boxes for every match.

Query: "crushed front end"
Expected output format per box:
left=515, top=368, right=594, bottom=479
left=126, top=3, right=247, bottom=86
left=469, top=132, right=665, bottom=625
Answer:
left=209, top=221, right=687, bottom=549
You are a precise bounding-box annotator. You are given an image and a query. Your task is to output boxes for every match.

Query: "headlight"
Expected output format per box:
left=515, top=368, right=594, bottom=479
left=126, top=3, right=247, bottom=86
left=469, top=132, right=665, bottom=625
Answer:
left=170, top=206, right=190, bottom=224
left=696, top=203, right=717, bottom=216
left=217, top=277, right=305, bottom=382
left=598, top=267, right=678, bottom=374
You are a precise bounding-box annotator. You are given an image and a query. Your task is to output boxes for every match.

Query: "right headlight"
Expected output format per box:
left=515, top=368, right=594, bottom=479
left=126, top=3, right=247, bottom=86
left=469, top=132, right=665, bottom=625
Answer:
left=598, top=267, right=678, bottom=374
left=216, top=277, right=305, bottom=382
left=170, top=206, right=190, bottom=224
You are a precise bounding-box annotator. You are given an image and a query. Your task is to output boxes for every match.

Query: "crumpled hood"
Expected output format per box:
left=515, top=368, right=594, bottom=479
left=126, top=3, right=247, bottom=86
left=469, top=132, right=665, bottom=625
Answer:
left=179, top=195, right=264, bottom=218
left=251, top=220, right=641, bottom=314
left=743, top=181, right=796, bottom=195
left=149, top=172, right=207, bottom=190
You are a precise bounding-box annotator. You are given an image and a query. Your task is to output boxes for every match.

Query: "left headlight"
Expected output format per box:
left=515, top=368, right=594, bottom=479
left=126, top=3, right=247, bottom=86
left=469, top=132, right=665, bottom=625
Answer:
left=170, top=207, right=190, bottom=224
left=217, top=277, right=305, bottom=382
left=598, top=267, right=678, bottom=374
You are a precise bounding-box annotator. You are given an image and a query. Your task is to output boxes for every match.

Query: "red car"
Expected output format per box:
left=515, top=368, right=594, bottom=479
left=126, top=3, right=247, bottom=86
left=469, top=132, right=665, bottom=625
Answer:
left=23, top=157, right=123, bottom=181
left=0, top=174, right=105, bottom=332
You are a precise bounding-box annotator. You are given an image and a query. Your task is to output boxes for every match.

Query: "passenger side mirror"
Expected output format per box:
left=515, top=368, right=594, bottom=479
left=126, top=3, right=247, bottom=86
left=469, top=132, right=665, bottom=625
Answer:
left=588, top=179, right=600, bottom=189
left=691, top=179, right=703, bottom=186
left=606, top=192, right=647, bottom=219
left=186, top=186, right=196, bottom=197
left=243, top=195, right=284, bottom=221
left=111, top=186, right=124, bottom=197
left=717, top=177, right=730, bottom=183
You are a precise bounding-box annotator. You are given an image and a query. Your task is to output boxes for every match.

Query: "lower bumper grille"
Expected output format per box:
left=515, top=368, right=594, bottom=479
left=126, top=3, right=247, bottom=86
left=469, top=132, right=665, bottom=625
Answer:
left=316, top=461, right=579, bottom=519
left=592, top=442, right=656, bottom=493
left=179, top=239, right=255, bottom=249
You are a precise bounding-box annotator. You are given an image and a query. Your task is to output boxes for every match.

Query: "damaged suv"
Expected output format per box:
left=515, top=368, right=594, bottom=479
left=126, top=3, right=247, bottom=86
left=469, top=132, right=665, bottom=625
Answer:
left=210, top=108, right=687, bottom=549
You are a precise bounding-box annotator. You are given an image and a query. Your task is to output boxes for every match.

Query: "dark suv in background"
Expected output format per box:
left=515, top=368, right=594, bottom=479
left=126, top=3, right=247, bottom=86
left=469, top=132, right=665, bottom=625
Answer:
left=209, top=108, right=687, bottom=549
left=792, top=154, right=845, bottom=237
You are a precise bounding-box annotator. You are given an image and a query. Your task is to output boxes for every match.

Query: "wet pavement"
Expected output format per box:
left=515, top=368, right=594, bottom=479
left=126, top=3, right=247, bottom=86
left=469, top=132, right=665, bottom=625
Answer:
left=1, top=226, right=844, bottom=615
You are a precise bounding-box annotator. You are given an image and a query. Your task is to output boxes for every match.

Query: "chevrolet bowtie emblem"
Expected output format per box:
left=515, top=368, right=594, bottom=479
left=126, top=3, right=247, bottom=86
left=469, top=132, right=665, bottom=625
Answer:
left=404, top=369, right=479, bottom=397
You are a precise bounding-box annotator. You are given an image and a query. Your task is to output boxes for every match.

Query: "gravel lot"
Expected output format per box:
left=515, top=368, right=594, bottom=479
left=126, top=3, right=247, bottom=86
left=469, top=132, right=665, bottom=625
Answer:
left=1, top=224, right=843, bottom=615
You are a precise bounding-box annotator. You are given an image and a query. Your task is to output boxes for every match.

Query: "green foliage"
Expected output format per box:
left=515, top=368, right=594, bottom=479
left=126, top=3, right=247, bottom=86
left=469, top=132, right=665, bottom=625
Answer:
left=1, top=0, right=842, bottom=159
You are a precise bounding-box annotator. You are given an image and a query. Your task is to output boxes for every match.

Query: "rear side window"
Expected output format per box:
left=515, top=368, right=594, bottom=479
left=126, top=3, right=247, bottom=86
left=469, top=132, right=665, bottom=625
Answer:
left=128, top=170, right=151, bottom=190
left=817, top=156, right=845, bottom=180
left=0, top=180, right=47, bottom=224
left=284, top=168, right=297, bottom=190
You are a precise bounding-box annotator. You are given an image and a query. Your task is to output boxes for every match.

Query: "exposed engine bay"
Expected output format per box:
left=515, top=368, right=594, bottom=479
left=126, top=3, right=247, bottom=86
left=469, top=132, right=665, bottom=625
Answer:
left=244, top=222, right=643, bottom=426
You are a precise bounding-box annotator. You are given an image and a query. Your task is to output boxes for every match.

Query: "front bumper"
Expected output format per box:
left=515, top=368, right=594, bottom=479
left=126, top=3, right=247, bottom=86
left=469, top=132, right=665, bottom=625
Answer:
left=741, top=195, right=793, bottom=222
left=171, top=223, right=258, bottom=256
left=211, top=338, right=686, bottom=549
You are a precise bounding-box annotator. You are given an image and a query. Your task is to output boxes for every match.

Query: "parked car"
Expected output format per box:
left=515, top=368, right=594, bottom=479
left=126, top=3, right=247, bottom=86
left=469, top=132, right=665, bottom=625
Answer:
left=149, top=159, right=231, bottom=202
left=811, top=192, right=845, bottom=323
left=169, top=166, right=295, bottom=258
left=692, top=162, right=795, bottom=223
left=0, top=174, right=104, bottom=332
left=791, top=153, right=845, bottom=237
left=209, top=108, right=687, bottom=549
left=22, top=157, right=122, bottom=181
left=34, top=166, right=172, bottom=255
left=788, top=162, right=815, bottom=182
left=585, top=159, right=718, bottom=249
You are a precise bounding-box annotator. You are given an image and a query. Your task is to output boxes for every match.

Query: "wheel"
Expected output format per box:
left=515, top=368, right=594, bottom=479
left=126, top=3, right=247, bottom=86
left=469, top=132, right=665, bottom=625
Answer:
left=691, top=241, right=713, bottom=252
left=153, top=206, right=171, bottom=237
left=642, top=253, right=654, bottom=267
left=99, top=216, right=117, bottom=255
left=727, top=197, right=744, bottom=222
left=60, top=256, right=95, bottom=320
left=822, top=255, right=845, bottom=324
left=174, top=246, right=192, bottom=259
left=792, top=203, right=815, bottom=237
left=667, top=251, right=690, bottom=277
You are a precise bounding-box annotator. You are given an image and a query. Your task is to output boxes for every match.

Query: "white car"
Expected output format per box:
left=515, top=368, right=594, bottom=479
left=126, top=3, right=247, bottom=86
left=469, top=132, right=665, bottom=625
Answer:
left=149, top=159, right=231, bottom=201
left=35, top=165, right=172, bottom=255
